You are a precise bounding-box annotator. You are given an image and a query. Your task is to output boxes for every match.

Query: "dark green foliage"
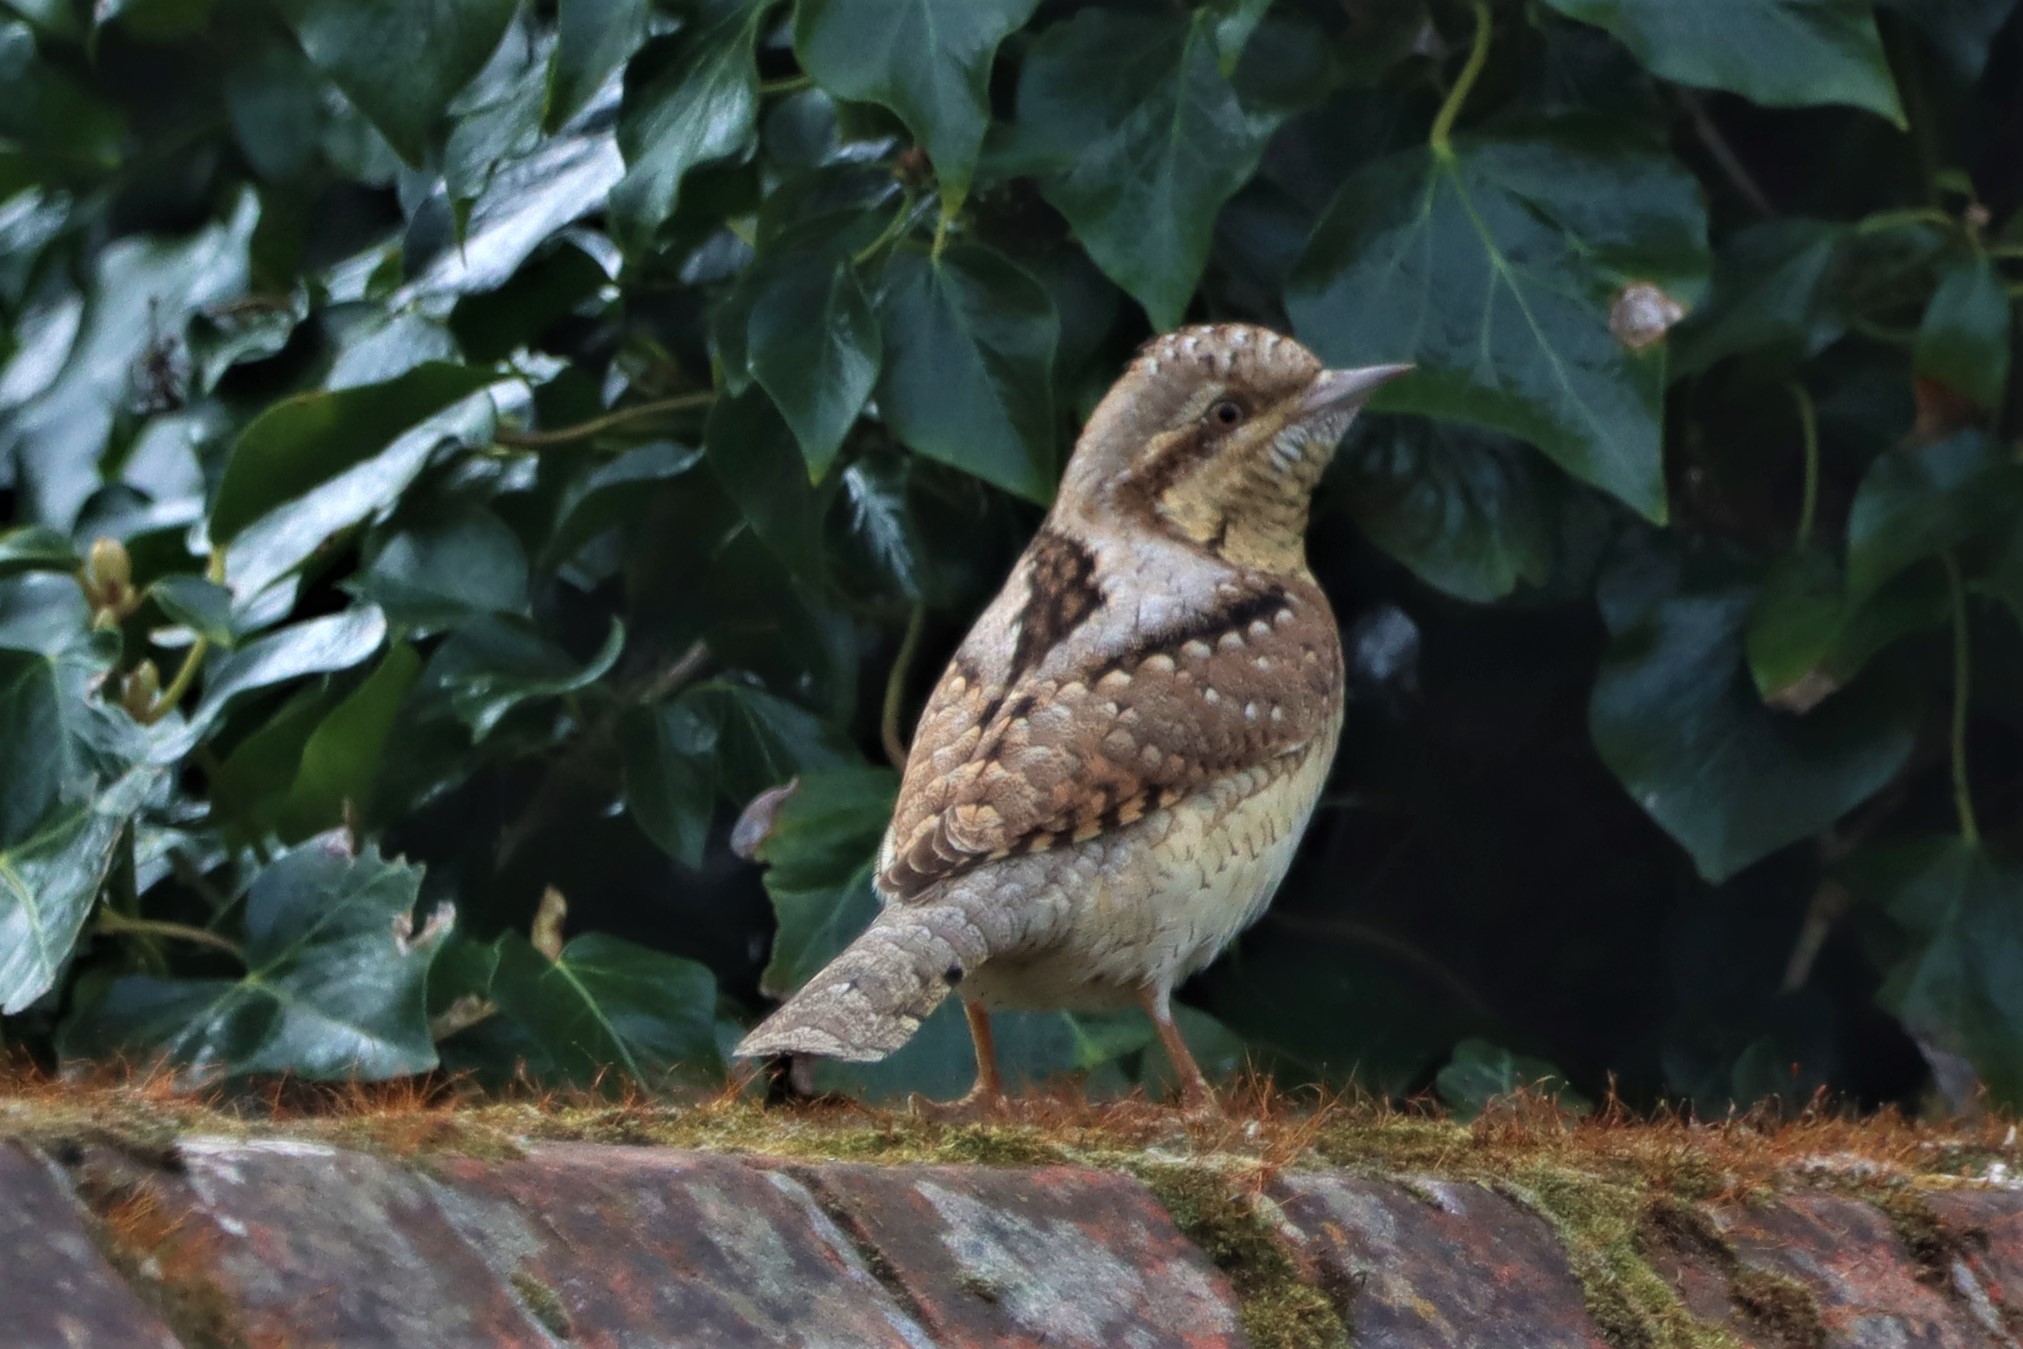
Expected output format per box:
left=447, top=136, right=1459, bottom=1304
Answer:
left=0, top=0, right=2020, bottom=1113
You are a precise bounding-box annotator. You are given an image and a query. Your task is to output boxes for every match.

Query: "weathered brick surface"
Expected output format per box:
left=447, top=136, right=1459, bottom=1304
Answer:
left=1920, top=1191, right=2023, bottom=1343
left=119, top=1136, right=554, bottom=1348
left=427, top=1144, right=936, bottom=1347
left=0, top=1143, right=181, bottom=1349
left=1273, top=1172, right=1613, bottom=1349
left=11, top=1123, right=2023, bottom=1349
left=796, top=1161, right=1247, bottom=1349
left=1714, top=1192, right=1993, bottom=1349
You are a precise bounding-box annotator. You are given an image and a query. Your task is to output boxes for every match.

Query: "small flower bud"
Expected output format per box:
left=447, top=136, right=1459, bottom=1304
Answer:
left=81, top=537, right=137, bottom=619
left=121, top=661, right=161, bottom=719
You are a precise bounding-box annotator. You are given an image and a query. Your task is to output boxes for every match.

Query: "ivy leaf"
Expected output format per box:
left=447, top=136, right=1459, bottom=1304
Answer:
left=751, top=766, right=897, bottom=996
left=1013, top=8, right=1280, bottom=329
left=1290, top=122, right=1708, bottom=523
left=1744, top=548, right=1946, bottom=707
left=874, top=243, right=1058, bottom=504
left=1538, top=0, right=1904, bottom=125
left=608, top=0, right=764, bottom=253
left=421, top=615, right=624, bottom=740
left=705, top=387, right=823, bottom=579
left=0, top=768, right=157, bottom=1015
left=748, top=256, right=881, bottom=479
left=1916, top=253, right=2011, bottom=413
left=1336, top=416, right=1555, bottom=604
left=545, top=0, right=648, bottom=132
left=1435, top=1037, right=1592, bottom=1120
left=189, top=606, right=390, bottom=736
left=1846, top=432, right=2023, bottom=607
left=351, top=507, right=531, bottom=630
left=61, top=834, right=450, bottom=1080
left=1880, top=0, right=2020, bottom=77
left=621, top=700, right=716, bottom=870
left=1671, top=220, right=1849, bottom=376
left=285, top=0, right=520, bottom=165
left=1591, top=586, right=1918, bottom=881
left=150, top=575, right=239, bottom=648
left=488, top=930, right=723, bottom=1087
left=209, top=363, right=500, bottom=545
left=273, top=644, right=423, bottom=840
left=793, top=0, right=1039, bottom=213
left=1864, top=840, right=2023, bottom=1105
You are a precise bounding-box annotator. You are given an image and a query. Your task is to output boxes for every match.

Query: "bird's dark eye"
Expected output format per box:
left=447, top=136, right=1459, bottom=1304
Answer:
left=1211, top=400, right=1243, bottom=426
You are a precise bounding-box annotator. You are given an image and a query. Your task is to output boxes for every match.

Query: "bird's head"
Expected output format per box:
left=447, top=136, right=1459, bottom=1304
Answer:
left=1059, top=324, right=1409, bottom=572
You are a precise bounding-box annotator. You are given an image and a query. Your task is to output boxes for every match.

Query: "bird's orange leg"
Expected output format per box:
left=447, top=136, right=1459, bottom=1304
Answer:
left=1139, top=986, right=1219, bottom=1115
left=911, top=1001, right=1009, bottom=1121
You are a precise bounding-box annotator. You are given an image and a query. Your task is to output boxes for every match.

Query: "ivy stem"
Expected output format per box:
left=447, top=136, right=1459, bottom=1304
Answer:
left=881, top=603, right=926, bottom=771
left=1943, top=551, right=1980, bottom=846
left=139, top=552, right=226, bottom=726
left=94, top=909, right=245, bottom=959
left=496, top=392, right=716, bottom=448
left=1429, top=0, right=1493, bottom=155
left=1786, top=381, right=1820, bottom=547
left=757, top=74, right=812, bottom=96
left=141, top=636, right=209, bottom=724
left=1855, top=206, right=1956, bottom=235
left=851, top=198, right=916, bottom=267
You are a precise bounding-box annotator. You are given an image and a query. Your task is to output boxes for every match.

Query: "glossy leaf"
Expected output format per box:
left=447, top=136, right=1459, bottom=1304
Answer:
left=210, top=364, right=499, bottom=544
left=752, top=766, right=897, bottom=995
left=0, top=769, right=157, bottom=1014
left=352, top=508, right=531, bottom=629
left=747, top=256, right=881, bottom=478
left=1290, top=124, right=1709, bottom=521
left=63, top=835, right=449, bottom=1079
left=794, top=0, right=1038, bottom=211
left=546, top=0, right=648, bottom=132
left=1847, top=432, right=2023, bottom=607
left=1671, top=220, right=1849, bottom=376
left=621, top=700, right=716, bottom=870
left=1592, top=586, right=1918, bottom=880
left=1435, top=1037, right=1592, bottom=1119
left=1916, top=253, right=2011, bottom=412
left=874, top=244, right=1059, bottom=503
left=1015, top=9, right=1280, bottom=329
left=150, top=575, right=238, bottom=647
left=190, top=607, right=390, bottom=735
left=1539, top=0, right=1904, bottom=124
left=608, top=0, right=764, bottom=251
left=286, top=0, right=520, bottom=165
left=705, top=387, right=823, bottom=579
left=422, top=615, right=624, bottom=740
left=489, top=930, right=723, bottom=1087
left=1337, top=416, right=1555, bottom=603
left=1866, top=840, right=2023, bottom=1104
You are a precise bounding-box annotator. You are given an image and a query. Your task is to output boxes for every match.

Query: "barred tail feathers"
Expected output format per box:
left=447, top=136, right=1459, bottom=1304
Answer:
left=733, top=903, right=992, bottom=1063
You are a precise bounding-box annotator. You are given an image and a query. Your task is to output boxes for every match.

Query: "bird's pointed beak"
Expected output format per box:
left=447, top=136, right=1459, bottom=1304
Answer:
left=1300, top=362, right=1414, bottom=416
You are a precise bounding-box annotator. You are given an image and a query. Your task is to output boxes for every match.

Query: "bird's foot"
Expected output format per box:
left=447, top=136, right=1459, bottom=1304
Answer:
left=907, top=1083, right=1012, bottom=1124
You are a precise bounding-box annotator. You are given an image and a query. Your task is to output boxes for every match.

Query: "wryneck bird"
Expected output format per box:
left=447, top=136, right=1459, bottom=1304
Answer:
left=735, top=324, right=1410, bottom=1113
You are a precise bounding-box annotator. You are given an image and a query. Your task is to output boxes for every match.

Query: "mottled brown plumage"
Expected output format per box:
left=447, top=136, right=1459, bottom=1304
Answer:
left=735, top=324, right=1409, bottom=1111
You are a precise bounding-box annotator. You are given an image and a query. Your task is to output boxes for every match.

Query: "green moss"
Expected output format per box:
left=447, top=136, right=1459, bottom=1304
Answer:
left=509, top=1269, right=573, bottom=1339
left=1729, top=1267, right=1826, bottom=1349
left=1135, top=1163, right=1347, bottom=1349
left=1504, top=1166, right=1744, bottom=1349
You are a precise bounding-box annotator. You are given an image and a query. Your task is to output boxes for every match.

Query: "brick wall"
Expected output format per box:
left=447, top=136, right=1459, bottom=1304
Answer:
left=6, top=1101, right=2022, bottom=1347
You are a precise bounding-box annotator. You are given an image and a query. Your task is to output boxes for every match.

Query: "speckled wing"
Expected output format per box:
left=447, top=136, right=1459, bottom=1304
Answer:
left=877, top=529, right=1345, bottom=903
